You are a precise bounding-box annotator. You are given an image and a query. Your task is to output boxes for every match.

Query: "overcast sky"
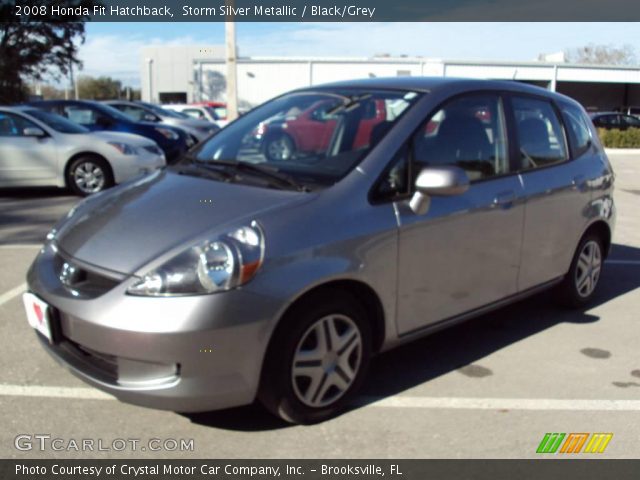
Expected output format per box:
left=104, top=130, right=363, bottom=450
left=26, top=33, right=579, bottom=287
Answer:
left=77, top=22, right=640, bottom=87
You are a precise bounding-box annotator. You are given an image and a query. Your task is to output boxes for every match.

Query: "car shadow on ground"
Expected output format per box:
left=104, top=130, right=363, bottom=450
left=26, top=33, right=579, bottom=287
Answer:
left=184, top=242, right=640, bottom=431
left=0, top=187, right=78, bottom=245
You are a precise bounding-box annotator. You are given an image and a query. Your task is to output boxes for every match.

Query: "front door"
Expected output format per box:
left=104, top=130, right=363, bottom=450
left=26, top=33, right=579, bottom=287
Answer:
left=395, top=93, right=525, bottom=335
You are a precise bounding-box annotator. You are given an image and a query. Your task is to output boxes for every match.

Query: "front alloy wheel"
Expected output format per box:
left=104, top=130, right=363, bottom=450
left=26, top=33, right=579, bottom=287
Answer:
left=67, top=156, right=114, bottom=196
left=265, top=135, right=294, bottom=161
left=292, top=314, right=362, bottom=408
left=259, top=290, right=371, bottom=424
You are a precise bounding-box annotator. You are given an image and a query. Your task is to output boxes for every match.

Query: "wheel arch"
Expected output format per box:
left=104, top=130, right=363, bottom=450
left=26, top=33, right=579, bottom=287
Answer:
left=582, top=220, right=612, bottom=258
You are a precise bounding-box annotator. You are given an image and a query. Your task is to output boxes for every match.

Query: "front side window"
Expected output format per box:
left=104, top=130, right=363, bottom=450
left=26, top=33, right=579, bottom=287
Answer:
left=190, top=88, right=420, bottom=189
left=512, top=96, right=568, bottom=170
left=62, top=106, right=100, bottom=126
left=0, top=112, right=38, bottom=136
left=411, top=93, right=509, bottom=182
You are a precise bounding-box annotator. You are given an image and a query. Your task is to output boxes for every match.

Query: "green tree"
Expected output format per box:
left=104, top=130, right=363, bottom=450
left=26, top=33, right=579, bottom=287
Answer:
left=77, top=75, right=122, bottom=100
left=565, top=44, right=637, bottom=66
left=0, top=0, right=99, bottom=104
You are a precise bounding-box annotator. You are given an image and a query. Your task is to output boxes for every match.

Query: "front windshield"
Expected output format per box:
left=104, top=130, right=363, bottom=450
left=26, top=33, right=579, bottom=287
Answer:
left=25, top=109, right=89, bottom=134
left=93, top=102, right=138, bottom=122
left=190, top=88, right=420, bottom=187
left=142, top=102, right=185, bottom=119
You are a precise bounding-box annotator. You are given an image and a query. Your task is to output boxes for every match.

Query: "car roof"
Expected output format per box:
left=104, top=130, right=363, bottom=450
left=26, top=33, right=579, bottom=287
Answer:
left=294, top=76, right=577, bottom=104
left=0, top=105, right=32, bottom=112
left=590, top=112, right=621, bottom=117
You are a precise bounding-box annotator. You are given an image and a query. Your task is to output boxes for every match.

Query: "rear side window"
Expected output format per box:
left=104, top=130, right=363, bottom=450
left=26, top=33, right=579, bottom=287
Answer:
left=561, top=104, right=593, bottom=158
left=512, top=96, right=568, bottom=170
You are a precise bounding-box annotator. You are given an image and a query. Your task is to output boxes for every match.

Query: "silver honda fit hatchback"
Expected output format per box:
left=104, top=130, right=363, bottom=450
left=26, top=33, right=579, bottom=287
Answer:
left=25, top=78, right=615, bottom=423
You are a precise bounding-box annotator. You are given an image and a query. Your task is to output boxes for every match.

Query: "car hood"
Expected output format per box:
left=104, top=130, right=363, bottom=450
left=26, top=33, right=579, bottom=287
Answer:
left=87, top=130, right=157, bottom=147
left=54, top=169, right=307, bottom=275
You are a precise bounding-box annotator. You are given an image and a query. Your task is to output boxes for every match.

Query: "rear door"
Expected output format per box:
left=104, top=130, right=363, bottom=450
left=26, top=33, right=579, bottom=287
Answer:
left=511, top=95, right=593, bottom=290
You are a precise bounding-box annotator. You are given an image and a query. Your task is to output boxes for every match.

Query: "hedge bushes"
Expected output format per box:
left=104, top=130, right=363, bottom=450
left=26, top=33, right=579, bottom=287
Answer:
left=597, top=127, right=640, bottom=148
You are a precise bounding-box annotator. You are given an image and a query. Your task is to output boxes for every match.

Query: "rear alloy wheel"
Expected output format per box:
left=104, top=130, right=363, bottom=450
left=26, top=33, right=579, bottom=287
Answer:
left=67, top=156, right=113, bottom=196
left=555, top=233, right=604, bottom=308
left=264, top=134, right=294, bottom=162
left=259, top=291, right=371, bottom=424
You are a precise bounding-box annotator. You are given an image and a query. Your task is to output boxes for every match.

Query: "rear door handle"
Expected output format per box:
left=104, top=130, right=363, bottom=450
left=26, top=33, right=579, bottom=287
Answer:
left=492, top=190, right=516, bottom=209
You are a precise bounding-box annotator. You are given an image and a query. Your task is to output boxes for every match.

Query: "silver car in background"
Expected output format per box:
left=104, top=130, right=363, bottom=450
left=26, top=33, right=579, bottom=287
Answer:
left=24, top=78, right=615, bottom=423
left=0, top=107, right=165, bottom=195
left=104, top=100, right=220, bottom=144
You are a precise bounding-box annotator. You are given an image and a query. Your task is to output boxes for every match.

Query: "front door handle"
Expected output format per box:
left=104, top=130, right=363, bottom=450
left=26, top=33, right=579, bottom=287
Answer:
left=492, top=190, right=516, bottom=209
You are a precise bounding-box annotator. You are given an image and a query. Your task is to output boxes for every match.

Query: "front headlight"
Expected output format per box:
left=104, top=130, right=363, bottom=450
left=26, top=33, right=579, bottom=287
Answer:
left=127, top=221, right=265, bottom=296
left=155, top=127, right=179, bottom=141
left=108, top=142, right=137, bottom=155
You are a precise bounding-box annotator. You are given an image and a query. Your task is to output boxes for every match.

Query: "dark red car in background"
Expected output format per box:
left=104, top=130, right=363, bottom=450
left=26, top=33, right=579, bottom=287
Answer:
left=253, top=98, right=388, bottom=161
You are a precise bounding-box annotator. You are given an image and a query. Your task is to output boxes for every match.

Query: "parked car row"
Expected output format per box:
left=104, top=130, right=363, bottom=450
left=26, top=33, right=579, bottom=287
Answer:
left=0, top=106, right=165, bottom=195
left=0, top=99, right=232, bottom=196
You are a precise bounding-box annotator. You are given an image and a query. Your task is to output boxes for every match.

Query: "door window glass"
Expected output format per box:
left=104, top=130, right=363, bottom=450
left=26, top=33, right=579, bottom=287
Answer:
left=0, top=112, right=37, bottom=136
left=622, top=115, right=640, bottom=127
left=512, top=97, right=568, bottom=169
left=561, top=104, right=592, bottom=158
left=411, top=94, right=509, bottom=181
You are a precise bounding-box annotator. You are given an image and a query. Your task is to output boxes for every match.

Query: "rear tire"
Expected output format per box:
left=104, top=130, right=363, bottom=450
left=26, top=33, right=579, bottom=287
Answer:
left=66, top=156, right=114, bottom=196
left=555, top=233, right=604, bottom=308
left=258, top=290, right=372, bottom=424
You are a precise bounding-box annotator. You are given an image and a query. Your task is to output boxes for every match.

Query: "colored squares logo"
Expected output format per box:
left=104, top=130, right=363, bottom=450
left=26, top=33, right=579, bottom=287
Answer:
left=537, top=433, right=613, bottom=454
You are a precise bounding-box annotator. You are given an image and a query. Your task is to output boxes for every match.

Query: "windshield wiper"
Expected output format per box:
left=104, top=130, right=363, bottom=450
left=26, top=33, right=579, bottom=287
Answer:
left=174, top=156, right=234, bottom=181
left=211, top=159, right=310, bottom=192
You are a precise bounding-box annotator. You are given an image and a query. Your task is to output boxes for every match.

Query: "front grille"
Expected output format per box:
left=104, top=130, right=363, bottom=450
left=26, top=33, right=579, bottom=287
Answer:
left=53, top=253, right=119, bottom=298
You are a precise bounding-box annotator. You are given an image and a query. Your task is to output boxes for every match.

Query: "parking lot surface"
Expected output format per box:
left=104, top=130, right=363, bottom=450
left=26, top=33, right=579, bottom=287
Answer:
left=0, top=154, right=639, bottom=459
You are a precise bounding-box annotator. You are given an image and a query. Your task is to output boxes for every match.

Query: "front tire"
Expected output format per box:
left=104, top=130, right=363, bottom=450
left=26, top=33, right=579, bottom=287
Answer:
left=66, top=156, right=114, bottom=196
left=264, top=134, right=295, bottom=162
left=259, top=290, right=372, bottom=424
left=555, top=233, right=604, bottom=308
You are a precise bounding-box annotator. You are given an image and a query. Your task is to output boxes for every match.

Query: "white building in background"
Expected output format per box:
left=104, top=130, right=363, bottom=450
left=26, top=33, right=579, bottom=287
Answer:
left=141, top=45, right=640, bottom=111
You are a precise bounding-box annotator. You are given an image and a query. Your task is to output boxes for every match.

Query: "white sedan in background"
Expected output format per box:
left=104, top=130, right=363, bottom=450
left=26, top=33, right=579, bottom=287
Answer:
left=0, top=106, right=166, bottom=196
left=162, top=104, right=228, bottom=127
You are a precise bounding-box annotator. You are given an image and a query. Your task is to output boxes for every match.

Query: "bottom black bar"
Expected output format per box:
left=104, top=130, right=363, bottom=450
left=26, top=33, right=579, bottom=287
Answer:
left=1, top=459, right=639, bottom=480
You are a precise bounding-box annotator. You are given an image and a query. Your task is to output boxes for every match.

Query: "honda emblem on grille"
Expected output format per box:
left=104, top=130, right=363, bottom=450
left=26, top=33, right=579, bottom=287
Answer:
left=59, top=261, right=81, bottom=288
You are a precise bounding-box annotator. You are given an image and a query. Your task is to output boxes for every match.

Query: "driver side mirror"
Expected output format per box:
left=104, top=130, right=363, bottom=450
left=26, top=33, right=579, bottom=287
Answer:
left=409, top=166, right=470, bottom=215
left=23, top=127, right=46, bottom=138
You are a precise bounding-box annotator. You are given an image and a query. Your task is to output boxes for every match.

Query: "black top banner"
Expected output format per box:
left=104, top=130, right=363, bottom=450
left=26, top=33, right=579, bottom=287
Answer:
left=7, top=0, right=640, bottom=21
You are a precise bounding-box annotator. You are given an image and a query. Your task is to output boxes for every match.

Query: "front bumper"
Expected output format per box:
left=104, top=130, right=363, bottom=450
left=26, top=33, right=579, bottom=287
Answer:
left=112, top=150, right=166, bottom=185
left=26, top=243, right=281, bottom=412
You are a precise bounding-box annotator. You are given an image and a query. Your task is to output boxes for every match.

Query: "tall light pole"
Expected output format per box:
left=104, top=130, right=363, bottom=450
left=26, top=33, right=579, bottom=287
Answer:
left=146, top=58, right=154, bottom=102
left=225, top=0, right=239, bottom=121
